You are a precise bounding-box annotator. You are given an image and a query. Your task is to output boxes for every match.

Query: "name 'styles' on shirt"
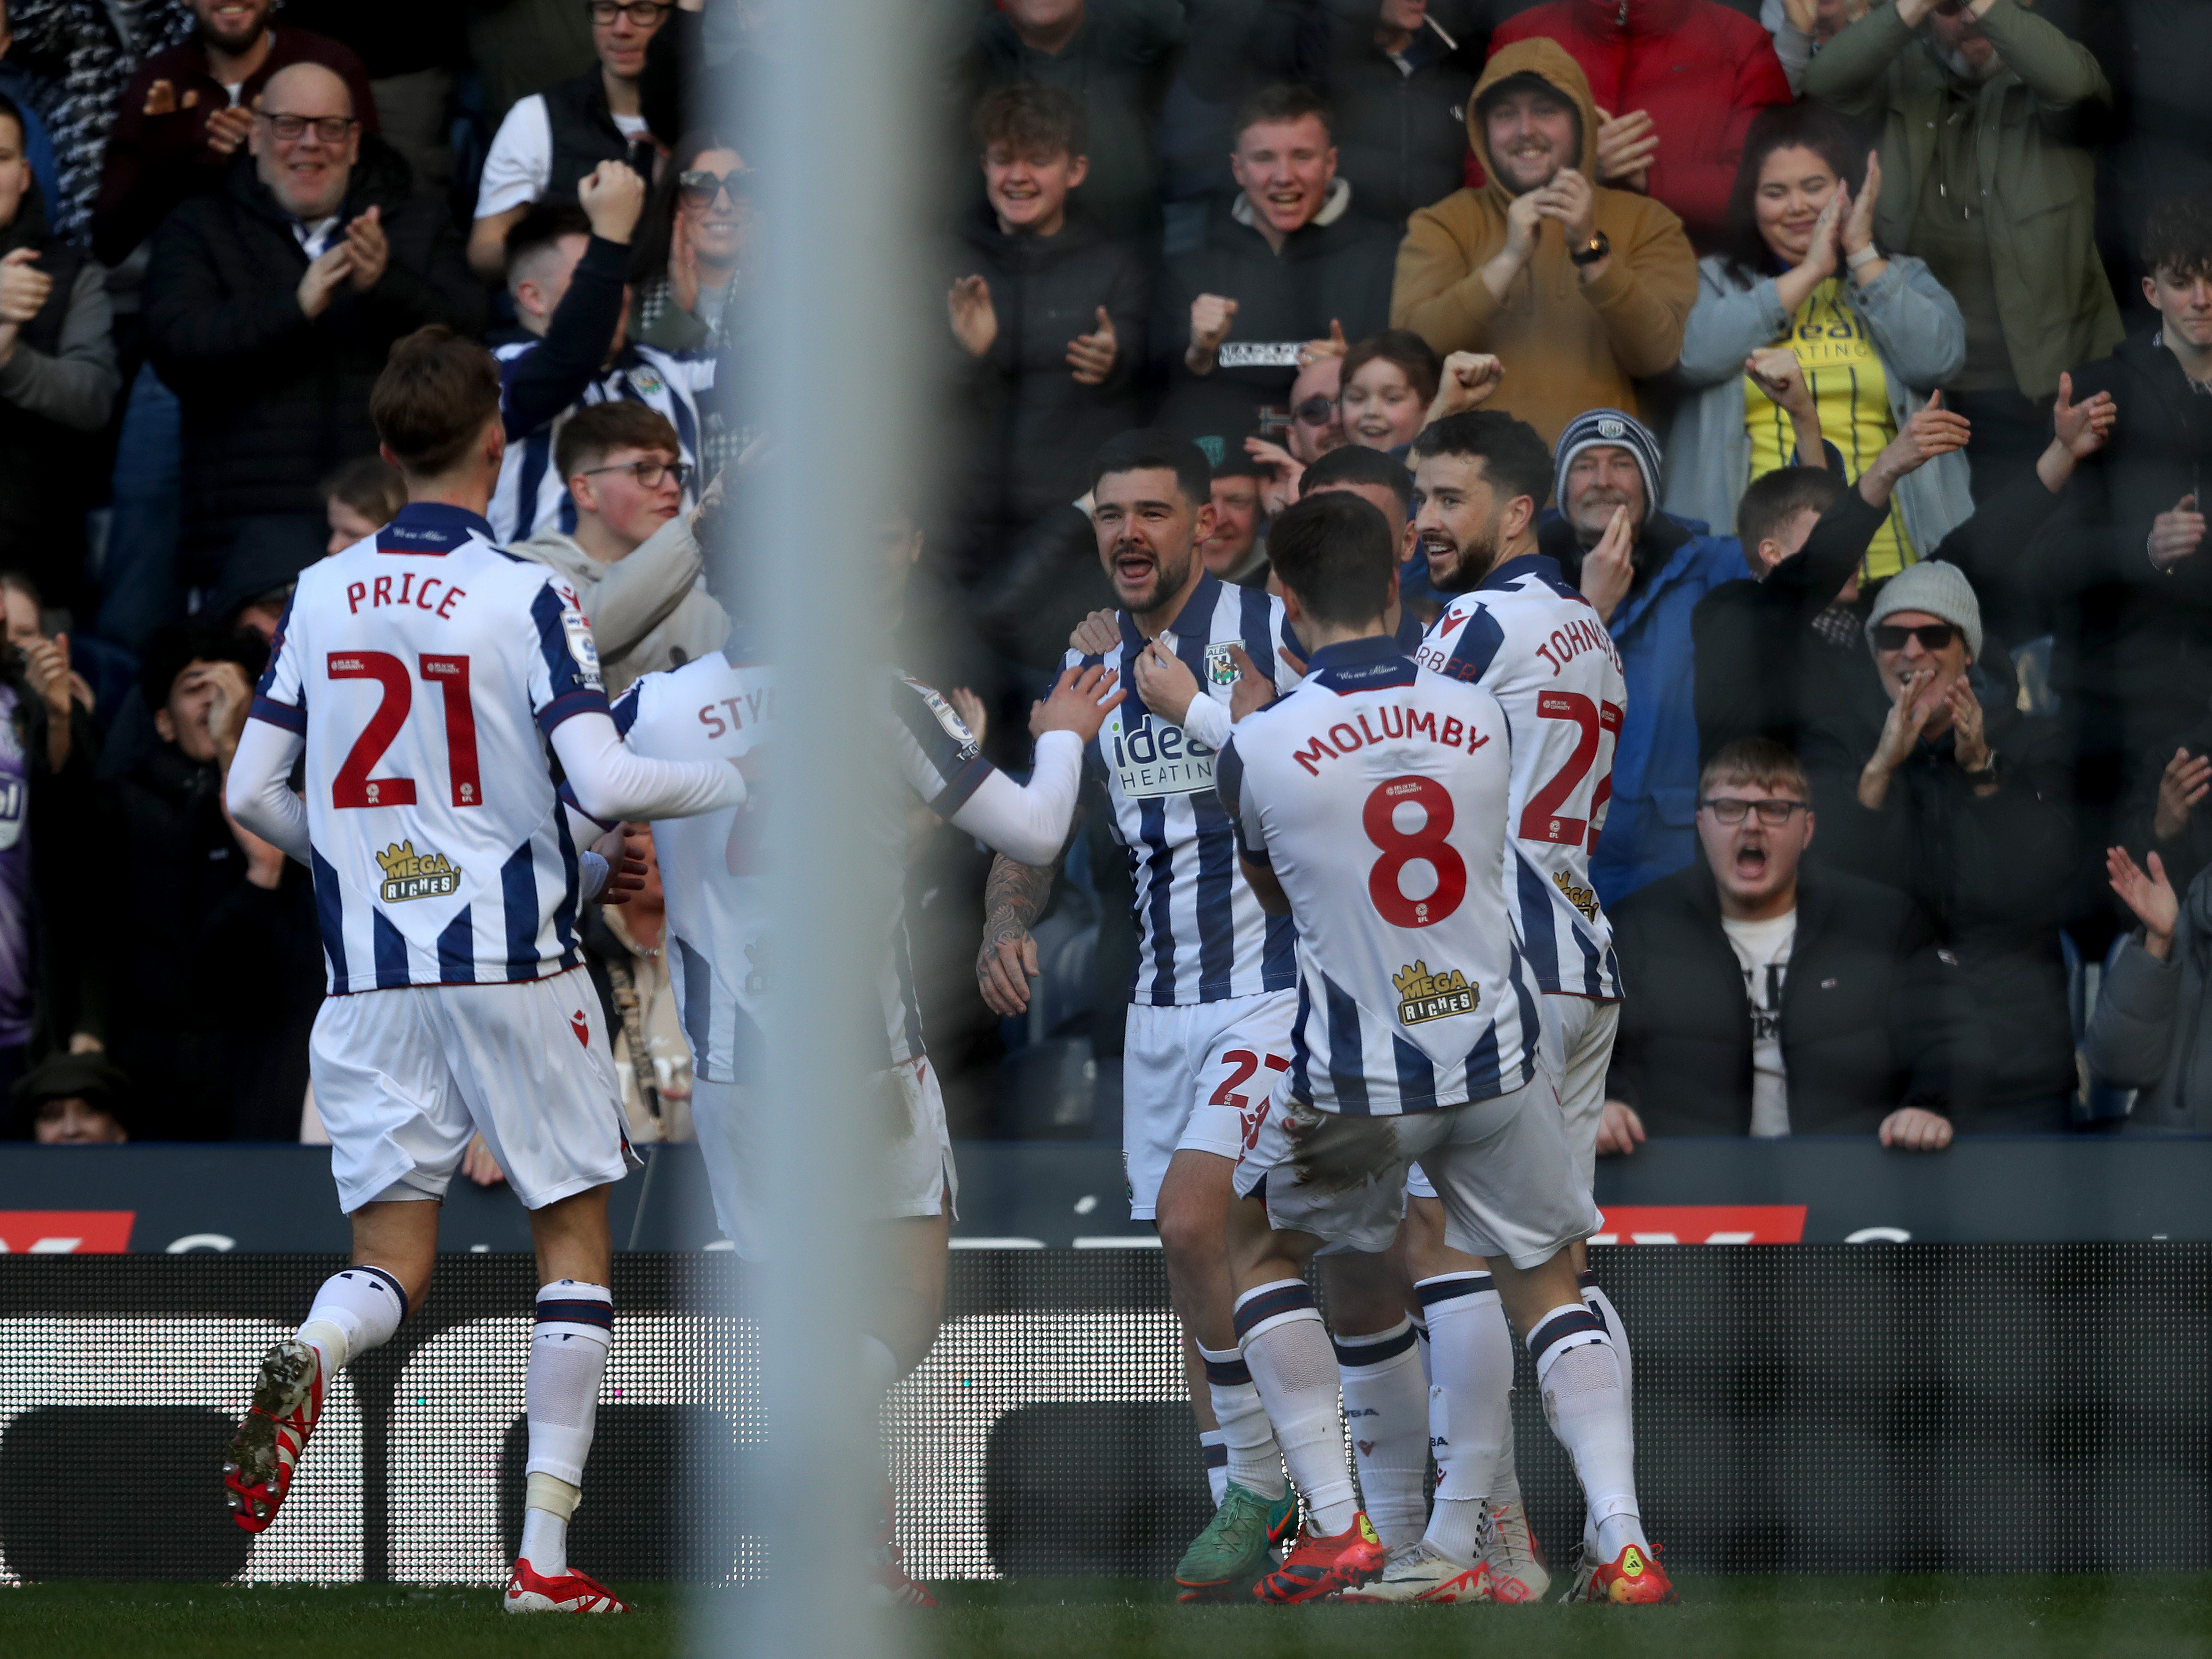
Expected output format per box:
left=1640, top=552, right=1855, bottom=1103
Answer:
left=253, top=502, right=609, bottom=993
left=1221, top=636, right=1537, bottom=1117
left=1417, top=553, right=1627, bottom=1001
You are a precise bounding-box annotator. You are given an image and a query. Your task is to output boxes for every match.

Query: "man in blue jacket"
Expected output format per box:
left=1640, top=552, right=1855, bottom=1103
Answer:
left=1539, top=408, right=1750, bottom=905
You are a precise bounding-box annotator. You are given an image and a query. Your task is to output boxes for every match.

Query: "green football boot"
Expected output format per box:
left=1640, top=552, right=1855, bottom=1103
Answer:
left=1173, top=1481, right=1298, bottom=1602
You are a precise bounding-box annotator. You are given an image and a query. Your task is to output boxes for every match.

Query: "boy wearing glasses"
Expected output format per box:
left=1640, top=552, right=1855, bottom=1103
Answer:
left=1601, top=736, right=1959, bottom=1149
left=510, top=402, right=728, bottom=694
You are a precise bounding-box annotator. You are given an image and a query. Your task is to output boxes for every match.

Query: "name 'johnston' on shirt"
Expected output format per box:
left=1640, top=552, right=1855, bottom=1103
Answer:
left=1291, top=703, right=1492, bottom=776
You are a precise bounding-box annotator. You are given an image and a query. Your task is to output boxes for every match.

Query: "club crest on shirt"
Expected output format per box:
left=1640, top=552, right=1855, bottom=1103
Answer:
left=1551, top=868, right=1600, bottom=922
left=377, top=840, right=462, bottom=903
left=1204, top=642, right=1240, bottom=687
left=1393, top=960, right=1477, bottom=1026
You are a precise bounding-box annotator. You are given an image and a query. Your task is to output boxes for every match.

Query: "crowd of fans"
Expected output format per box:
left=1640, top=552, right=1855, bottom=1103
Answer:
left=0, top=0, right=2208, bottom=1156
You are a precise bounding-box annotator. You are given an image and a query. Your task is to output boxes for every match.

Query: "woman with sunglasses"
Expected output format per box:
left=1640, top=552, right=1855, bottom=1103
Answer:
left=630, top=130, right=752, bottom=356
left=1663, top=101, right=1970, bottom=593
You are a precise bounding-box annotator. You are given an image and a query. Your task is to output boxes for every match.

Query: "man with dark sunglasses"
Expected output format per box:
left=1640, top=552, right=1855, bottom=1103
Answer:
left=1602, top=737, right=1961, bottom=1146
left=1794, top=557, right=2079, bottom=1130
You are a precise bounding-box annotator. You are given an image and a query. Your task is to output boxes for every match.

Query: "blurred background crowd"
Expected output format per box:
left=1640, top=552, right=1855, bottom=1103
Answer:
left=1, top=0, right=2209, bottom=1163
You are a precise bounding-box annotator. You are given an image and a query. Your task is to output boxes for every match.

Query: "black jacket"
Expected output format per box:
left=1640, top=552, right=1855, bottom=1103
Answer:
left=953, top=0, right=1185, bottom=242
left=943, top=204, right=1150, bottom=584
left=1800, top=687, right=2078, bottom=1127
left=0, top=185, right=101, bottom=594
left=1607, top=862, right=1958, bottom=1135
left=1249, top=1, right=1479, bottom=226
left=1154, top=188, right=1399, bottom=452
left=1694, top=468, right=2055, bottom=764
left=101, top=744, right=324, bottom=1140
left=142, top=151, right=483, bottom=555
left=2043, top=329, right=2212, bottom=802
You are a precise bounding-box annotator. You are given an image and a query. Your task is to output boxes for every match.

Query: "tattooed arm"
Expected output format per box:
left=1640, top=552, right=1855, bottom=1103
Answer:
left=977, top=852, right=1059, bottom=1016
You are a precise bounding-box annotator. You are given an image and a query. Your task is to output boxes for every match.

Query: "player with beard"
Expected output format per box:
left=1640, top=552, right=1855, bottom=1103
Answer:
left=978, top=429, right=1308, bottom=1601
left=1353, top=409, right=1638, bottom=1604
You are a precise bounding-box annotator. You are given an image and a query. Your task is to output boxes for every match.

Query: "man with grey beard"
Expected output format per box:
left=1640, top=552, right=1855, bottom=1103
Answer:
left=1805, top=0, right=2120, bottom=500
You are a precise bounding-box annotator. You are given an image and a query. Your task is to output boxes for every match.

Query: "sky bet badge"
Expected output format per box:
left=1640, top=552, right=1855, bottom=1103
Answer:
left=1204, top=642, right=1239, bottom=687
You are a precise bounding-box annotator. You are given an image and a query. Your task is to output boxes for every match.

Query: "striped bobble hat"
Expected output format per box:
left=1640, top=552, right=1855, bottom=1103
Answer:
left=1553, top=408, right=1663, bottom=525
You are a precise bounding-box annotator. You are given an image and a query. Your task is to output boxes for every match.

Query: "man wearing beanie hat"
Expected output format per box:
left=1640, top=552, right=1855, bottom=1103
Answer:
left=1538, top=408, right=1751, bottom=906
left=1801, top=558, right=2080, bottom=1131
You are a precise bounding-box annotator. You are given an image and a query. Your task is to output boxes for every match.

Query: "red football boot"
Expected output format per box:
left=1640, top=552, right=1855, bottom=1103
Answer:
left=1253, top=1512, right=1386, bottom=1603
left=223, top=1337, right=323, bottom=1533
left=504, top=1561, right=630, bottom=1613
left=1586, top=1541, right=1678, bottom=1605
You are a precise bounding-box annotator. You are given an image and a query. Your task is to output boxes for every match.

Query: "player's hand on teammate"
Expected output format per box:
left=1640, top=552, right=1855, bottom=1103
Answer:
left=1029, top=664, right=1122, bottom=742
left=578, top=159, right=647, bottom=245
left=1069, top=608, right=1119, bottom=657
left=344, top=206, right=389, bottom=292
left=592, top=823, right=649, bottom=905
left=297, top=242, right=354, bottom=319
left=1224, top=645, right=1273, bottom=722
left=1596, top=1099, right=1645, bottom=1156
left=1579, top=505, right=1635, bottom=624
left=462, top=1132, right=508, bottom=1186
left=1878, top=1106, right=1953, bottom=1152
left=1134, top=638, right=1201, bottom=724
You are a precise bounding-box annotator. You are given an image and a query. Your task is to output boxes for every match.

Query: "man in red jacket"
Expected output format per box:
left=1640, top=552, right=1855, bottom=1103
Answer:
left=1486, top=0, right=1790, bottom=248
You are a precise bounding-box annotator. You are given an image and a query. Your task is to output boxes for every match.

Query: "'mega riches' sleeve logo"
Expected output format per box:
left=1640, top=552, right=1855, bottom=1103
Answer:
left=1393, top=960, right=1477, bottom=1025
left=377, top=840, right=462, bottom=903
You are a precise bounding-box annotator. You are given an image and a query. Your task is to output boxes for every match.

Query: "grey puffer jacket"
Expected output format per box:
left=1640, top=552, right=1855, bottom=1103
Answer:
left=2086, top=868, right=2212, bottom=1130
left=1662, top=251, right=1972, bottom=553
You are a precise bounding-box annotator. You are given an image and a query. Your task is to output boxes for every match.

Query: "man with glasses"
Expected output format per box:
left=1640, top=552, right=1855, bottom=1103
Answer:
left=469, top=0, right=671, bottom=281
left=142, top=60, right=480, bottom=613
left=93, top=0, right=379, bottom=266
left=511, top=402, right=728, bottom=694
left=1600, top=736, right=1960, bottom=1150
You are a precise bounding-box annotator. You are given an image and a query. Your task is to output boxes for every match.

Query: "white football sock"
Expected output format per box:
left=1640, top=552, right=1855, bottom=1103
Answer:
left=1418, top=1273, right=1513, bottom=1562
left=1333, top=1318, right=1428, bottom=1546
left=1410, top=1316, right=1432, bottom=1385
left=519, top=1474, right=580, bottom=1578
left=296, top=1265, right=406, bottom=1375
left=522, top=1280, right=613, bottom=1574
left=1528, top=1302, right=1647, bottom=1561
left=1580, top=1271, right=1632, bottom=1554
left=1199, top=1343, right=1285, bottom=1501
left=1235, top=1280, right=1357, bottom=1536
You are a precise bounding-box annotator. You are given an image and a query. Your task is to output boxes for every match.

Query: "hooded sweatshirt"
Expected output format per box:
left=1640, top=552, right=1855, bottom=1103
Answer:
left=1389, top=38, right=1698, bottom=446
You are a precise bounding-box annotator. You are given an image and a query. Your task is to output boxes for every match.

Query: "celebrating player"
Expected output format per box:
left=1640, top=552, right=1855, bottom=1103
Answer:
left=221, top=326, right=748, bottom=1615
left=1405, top=409, right=1634, bottom=1602
left=978, top=430, right=1307, bottom=1601
left=1215, top=490, right=1671, bottom=1607
left=604, top=497, right=1122, bottom=1604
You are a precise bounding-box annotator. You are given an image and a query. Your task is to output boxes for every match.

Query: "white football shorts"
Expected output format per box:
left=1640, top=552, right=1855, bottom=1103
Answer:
left=690, top=1055, right=956, bottom=1260
left=312, top=967, right=631, bottom=1214
left=1121, top=989, right=1299, bottom=1220
left=1406, top=990, right=1620, bottom=1203
left=1237, top=1070, right=1597, bottom=1269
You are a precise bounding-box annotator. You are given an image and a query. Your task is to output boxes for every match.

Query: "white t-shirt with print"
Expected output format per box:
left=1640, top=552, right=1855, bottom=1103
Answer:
left=1721, top=910, right=1796, bottom=1138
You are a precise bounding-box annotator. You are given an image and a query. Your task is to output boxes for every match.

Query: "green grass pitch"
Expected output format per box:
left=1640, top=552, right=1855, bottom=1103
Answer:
left=11, top=1576, right=2212, bottom=1659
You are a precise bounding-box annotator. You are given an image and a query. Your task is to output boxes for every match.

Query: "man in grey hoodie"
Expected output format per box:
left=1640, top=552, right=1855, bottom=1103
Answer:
left=510, top=400, right=728, bottom=694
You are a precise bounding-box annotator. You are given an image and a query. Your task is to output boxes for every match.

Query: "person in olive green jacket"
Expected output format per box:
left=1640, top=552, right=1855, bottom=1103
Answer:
left=1803, top=0, right=2121, bottom=498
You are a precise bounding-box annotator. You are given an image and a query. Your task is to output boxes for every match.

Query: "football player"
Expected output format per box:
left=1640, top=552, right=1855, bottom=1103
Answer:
left=222, top=327, right=747, bottom=1615
left=1216, top=490, right=1670, bottom=1607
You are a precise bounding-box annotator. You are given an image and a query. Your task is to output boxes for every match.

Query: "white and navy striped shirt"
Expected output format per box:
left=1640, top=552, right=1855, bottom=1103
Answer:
left=1414, top=554, right=1626, bottom=1000
left=1220, top=635, right=1537, bottom=1115
left=488, top=341, right=715, bottom=542
left=608, top=659, right=995, bottom=1077
left=1069, top=572, right=1303, bottom=1007
left=252, top=503, right=609, bottom=994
